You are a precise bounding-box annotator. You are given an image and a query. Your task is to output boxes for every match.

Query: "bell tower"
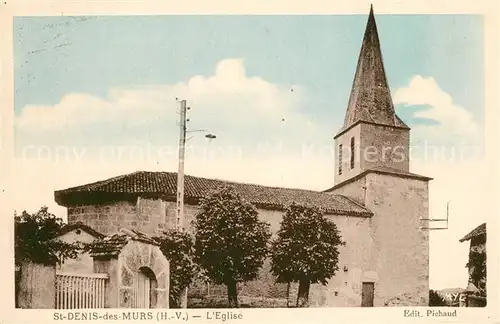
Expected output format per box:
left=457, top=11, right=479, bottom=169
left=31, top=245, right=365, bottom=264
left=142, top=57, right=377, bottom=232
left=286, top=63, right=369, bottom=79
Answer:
left=334, top=5, right=411, bottom=185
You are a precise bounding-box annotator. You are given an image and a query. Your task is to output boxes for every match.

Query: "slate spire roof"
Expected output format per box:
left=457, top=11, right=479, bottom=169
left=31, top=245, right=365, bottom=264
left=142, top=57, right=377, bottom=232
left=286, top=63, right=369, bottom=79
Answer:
left=339, top=5, right=408, bottom=134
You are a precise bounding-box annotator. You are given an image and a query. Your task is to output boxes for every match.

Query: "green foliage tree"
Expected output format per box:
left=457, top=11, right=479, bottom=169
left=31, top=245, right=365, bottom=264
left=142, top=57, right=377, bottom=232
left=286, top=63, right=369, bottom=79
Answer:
left=193, top=186, right=271, bottom=308
left=270, top=204, right=344, bottom=307
left=14, top=206, right=83, bottom=265
left=466, top=250, right=487, bottom=296
left=154, top=229, right=198, bottom=308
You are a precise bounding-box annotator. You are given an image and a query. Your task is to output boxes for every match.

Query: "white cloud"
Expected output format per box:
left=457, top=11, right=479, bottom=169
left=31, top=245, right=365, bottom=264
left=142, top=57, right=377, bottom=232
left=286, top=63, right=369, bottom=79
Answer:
left=393, top=75, right=481, bottom=144
left=15, top=58, right=309, bottom=133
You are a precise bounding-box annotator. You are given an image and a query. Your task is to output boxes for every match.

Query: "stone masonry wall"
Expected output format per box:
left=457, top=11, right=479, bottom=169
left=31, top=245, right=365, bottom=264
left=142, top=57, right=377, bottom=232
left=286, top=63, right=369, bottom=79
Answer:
left=68, top=201, right=138, bottom=236
left=17, top=261, right=56, bottom=309
left=327, top=172, right=430, bottom=307
left=67, top=198, right=379, bottom=305
left=335, top=124, right=362, bottom=184
left=308, top=215, right=376, bottom=307
left=360, top=123, right=410, bottom=173
left=329, top=176, right=366, bottom=204
left=118, top=241, right=170, bottom=308
left=67, top=199, right=170, bottom=236
left=365, top=173, right=429, bottom=306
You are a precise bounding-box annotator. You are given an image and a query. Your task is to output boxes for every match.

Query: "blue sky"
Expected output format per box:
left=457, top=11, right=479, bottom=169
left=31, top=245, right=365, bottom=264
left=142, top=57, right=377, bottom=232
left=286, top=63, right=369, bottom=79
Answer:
left=14, top=15, right=484, bottom=151
left=12, top=14, right=487, bottom=290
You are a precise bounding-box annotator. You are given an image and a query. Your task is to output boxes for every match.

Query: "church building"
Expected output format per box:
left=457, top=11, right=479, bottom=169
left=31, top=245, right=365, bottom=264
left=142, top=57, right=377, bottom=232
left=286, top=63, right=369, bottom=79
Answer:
left=54, top=6, right=431, bottom=307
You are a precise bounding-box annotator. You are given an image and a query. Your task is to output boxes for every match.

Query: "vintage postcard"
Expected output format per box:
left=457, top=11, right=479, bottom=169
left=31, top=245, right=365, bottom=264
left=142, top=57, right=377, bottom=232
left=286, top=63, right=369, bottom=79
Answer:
left=0, top=0, right=498, bottom=323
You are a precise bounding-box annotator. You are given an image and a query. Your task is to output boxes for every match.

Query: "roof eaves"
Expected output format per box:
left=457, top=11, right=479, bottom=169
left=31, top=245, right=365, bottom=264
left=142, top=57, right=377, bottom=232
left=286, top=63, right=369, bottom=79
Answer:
left=334, top=120, right=410, bottom=139
left=326, top=168, right=432, bottom=192
left=459, top=223, right=486, bottom=242
left=59, top=222, right=105, bottom=239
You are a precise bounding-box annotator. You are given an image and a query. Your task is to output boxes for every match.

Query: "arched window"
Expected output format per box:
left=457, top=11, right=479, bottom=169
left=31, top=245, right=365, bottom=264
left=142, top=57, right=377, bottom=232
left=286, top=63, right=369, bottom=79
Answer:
left=350, top=137, right=355, bottom=169
left=338, top=144, right=343, bottom=175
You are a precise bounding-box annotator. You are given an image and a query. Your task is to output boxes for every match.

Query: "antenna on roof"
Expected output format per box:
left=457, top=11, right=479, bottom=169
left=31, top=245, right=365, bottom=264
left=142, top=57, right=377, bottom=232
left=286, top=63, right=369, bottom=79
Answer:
left=421, top=201, right=450, bottom=230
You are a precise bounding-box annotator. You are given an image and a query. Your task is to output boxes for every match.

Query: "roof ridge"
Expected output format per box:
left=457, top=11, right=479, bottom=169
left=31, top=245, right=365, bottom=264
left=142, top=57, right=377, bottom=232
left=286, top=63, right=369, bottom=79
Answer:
left=54, top=171, right=373, bottom=216
left=65, top=170, right=331, bottom=195
left=59, top=222, right=105, bottom=238
left=336, top=194, right=371, bottom=213
left=57, top=170, right=367, bottom=197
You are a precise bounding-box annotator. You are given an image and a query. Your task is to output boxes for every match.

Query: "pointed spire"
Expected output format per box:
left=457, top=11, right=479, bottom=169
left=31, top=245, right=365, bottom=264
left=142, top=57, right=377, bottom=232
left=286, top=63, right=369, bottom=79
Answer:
left=340, top=5, right=408, bottom=132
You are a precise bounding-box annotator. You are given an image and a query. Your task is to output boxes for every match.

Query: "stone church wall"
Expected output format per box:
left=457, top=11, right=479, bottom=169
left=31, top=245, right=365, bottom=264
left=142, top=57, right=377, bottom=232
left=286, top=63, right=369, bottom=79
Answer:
left=68, top=201, right=139, bottom=235
left=364, top=173, right=430, bottom=306
left=67, top=198, right=377, bottom=305
left=308, top=215, right=376, bottom=307
left=327, top=176, right=366, bottom=206
left=360, top=123, right=410, bottom=172
left=327, top=172, right=430, bottom=306
left=68, top=199, right=175, bottom=236
left=334, top=124, right=362, bottom=184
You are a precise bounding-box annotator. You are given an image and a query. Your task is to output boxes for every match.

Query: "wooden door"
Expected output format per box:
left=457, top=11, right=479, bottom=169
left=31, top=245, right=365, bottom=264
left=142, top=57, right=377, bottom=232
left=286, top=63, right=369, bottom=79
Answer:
left=361, top=282, right=374, bottom=307
left=132, top=271, right=151, bottom=308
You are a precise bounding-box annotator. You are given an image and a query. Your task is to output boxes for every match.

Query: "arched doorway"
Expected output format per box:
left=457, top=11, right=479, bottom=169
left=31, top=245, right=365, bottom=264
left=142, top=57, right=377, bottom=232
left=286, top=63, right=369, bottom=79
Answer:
left=112, top=237, right=170, bottom=308
left=131, top=267, right=158, bottom=308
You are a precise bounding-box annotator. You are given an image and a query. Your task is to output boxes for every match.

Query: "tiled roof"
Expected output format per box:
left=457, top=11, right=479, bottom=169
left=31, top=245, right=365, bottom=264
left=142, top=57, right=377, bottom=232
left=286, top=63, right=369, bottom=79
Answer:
left=55, top=171, right=373, bottom=217
left=368, top=165, right=433, bottom=180
left=338, top=5, right=408, bottom=137
left=59, top=221, right=105, bottom=239
left=459, top=223, right=486, bottom=242
left=89, top=228, right=158, bottom=258
left=325, top=165, right=432, bottom=192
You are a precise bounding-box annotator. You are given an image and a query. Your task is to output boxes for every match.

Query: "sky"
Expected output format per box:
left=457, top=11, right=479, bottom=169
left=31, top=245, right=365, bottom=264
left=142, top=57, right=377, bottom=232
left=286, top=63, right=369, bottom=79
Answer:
left=12, top=13, right=486, bottom=290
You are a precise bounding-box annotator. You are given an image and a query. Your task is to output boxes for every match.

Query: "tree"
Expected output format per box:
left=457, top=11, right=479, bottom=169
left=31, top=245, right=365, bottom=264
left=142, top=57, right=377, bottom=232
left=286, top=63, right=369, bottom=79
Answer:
left=270, top=204, right=344, bottom=307
left=466, top=250, right=487, bottom=296
left=193, top=186, right=271, bottom=308
left=429, top=289, right=447, bottom=306
left=14, top=206, right=82, bottom=265
left=154, top=229, right=198, bottom=308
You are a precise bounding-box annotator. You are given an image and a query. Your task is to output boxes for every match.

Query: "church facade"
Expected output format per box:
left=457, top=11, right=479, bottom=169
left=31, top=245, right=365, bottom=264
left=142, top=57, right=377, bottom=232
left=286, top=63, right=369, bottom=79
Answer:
left=54, top=7, right=431, bottom=307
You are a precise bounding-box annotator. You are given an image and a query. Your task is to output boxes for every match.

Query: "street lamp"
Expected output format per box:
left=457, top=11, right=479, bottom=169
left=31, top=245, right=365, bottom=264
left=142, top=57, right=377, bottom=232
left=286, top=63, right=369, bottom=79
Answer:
left=175, top=99, right=216, bottom=308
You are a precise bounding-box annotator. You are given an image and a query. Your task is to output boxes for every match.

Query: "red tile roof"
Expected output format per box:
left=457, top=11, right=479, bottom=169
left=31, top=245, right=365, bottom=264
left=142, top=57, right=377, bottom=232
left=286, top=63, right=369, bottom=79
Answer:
left=54, top=171, right=372, bottom=217
left=459, top=223, right=486, bottom=242
left=89, top=228, right=158, bottom=258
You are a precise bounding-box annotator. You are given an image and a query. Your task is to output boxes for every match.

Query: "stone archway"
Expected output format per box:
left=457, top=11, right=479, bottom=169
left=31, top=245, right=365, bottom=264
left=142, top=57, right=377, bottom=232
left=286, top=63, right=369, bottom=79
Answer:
left=118, top=240, right=169, bottom=308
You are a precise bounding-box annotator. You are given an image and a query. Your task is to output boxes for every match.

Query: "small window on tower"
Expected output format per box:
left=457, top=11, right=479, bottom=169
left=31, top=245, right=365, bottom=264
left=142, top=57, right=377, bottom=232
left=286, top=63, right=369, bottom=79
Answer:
left=350, top=137, right=355, bottom=169
left=338, top=144, right=343, bottom=175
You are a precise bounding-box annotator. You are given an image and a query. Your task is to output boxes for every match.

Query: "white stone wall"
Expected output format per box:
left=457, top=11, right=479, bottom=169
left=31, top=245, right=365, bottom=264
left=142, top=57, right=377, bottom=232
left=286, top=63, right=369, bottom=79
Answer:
left=66, top=181, right=429, bottom=307
left=326, top=172, right=430, bottom=307
left=334, top=124, right=362, bottom=184
left=17, top=261, right=56, bottom=309
left=57, top=230, right=98, bottom=274
left=360, top=123, right=410, bottom=173
left=364, top=173, right=430, bottom=306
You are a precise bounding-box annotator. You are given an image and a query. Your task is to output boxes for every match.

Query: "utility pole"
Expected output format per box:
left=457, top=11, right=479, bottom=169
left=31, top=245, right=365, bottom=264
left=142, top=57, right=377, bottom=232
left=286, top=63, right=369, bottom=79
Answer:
left=175, top=99, right=216, bottom=308
left=176, top=100, right=187, bottom=231
left=176, top=99, right=188, bottom=308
